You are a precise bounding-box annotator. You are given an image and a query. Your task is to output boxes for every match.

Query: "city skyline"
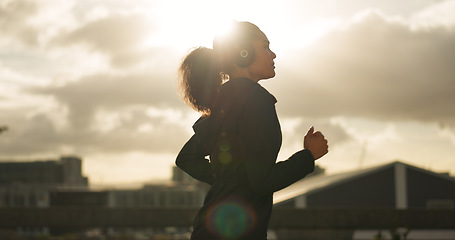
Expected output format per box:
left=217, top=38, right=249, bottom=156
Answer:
left=1, top=0, right=454, bottom=187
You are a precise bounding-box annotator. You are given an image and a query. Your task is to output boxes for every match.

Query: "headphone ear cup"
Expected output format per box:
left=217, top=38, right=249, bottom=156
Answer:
left=235, top=44, right=255, bottom=67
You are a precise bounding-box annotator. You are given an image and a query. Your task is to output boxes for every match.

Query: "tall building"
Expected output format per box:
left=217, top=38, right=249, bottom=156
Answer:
left=60, top=156, right=89, bottom=187
left=0, top=156, right=88, bottom=187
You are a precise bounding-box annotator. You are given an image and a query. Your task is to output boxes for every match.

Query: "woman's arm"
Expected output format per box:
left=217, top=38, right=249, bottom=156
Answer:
left=175, top=134, right=215, bottom=185
left=239, top=90, right=315, bottom=196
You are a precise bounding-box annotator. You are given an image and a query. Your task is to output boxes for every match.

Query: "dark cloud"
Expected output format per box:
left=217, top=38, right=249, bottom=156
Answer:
left=0, top=107, right=61, bottom=155
left=0, top=70, right=190, bottom=156
left=270, top=10, right=455, bottom=126
left=0, top=108, right=190, bottom=156
left=2, top=114, right=60, bottom=154
left=1, top=79, right=184, bottom=156
left=30, top=71, right=183, bottom=128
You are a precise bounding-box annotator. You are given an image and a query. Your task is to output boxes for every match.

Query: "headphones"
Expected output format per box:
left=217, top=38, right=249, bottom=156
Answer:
left=235, top=43, right=255, bottom=68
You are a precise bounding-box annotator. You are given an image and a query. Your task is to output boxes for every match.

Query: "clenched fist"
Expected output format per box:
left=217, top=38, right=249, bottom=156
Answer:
left=304, top=126, right=329, bottom=160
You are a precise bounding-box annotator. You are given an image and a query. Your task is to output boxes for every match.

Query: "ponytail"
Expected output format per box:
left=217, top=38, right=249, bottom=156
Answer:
left=179, top=47, right=223, bottom=114
left=178, top=22, right=262, bottom=114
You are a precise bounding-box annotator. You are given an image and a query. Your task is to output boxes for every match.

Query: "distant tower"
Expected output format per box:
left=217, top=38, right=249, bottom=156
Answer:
left=60, top=156, right=89, bottom=187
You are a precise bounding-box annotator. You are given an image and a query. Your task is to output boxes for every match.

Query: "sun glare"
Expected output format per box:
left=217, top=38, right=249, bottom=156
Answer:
left=147, top=1, right=241, bottom=53
left=146, top=0, right=340, bottom=60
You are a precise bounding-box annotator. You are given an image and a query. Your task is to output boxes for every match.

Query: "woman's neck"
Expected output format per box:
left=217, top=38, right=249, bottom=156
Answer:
left=229, top=69, right=260, bottom=83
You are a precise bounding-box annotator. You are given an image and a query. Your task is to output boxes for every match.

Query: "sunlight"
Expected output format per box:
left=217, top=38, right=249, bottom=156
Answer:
left=146, top=1, right=240, bottom=52
left=145, top=0, right=341, bottom=61
left=85, top=151, right=177, bottom=188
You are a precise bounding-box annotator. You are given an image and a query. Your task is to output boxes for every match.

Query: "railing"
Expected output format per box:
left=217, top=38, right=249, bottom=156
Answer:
left=0, top=207, right=454, bottom=229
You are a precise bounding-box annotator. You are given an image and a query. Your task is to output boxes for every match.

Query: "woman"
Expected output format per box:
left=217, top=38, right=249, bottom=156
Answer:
left=176, top=21, right=328, bottom=240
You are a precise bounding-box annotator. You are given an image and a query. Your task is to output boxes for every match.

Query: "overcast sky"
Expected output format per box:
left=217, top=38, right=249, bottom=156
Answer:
left=1, top=0, right=454, bottom=188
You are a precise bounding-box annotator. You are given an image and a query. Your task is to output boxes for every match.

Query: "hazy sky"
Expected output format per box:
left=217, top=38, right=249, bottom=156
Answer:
left=1, top=0, right=454, bottom=188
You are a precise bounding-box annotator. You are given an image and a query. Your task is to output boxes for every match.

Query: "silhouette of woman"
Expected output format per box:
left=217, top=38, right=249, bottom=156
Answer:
left=176, top=21, right=328, bottom=240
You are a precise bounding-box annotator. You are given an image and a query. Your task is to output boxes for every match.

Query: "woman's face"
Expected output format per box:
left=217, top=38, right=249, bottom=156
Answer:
left=247, top=31, right=277, bottom=82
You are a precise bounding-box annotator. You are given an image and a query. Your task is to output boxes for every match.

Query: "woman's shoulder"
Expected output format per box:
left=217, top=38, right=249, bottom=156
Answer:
left=226, top=78, right=277, bottom=104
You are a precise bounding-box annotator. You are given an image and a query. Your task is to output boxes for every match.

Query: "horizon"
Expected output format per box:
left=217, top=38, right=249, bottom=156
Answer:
left=1, top=155, right=453, bottom=191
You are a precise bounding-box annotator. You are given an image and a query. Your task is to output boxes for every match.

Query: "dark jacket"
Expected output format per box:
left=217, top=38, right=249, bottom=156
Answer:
left=176, top=78, right=315, bottom=240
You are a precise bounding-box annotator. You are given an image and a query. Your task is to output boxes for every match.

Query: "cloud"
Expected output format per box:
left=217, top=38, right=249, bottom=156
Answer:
left=271, top=9, right=455, bottom=126
left=412, top=0, right=455, bottom=27
left=0, top=1, right=192, bottom=158
left=0, top=0, right=40, bottom=46
left=279, top=117, right=353, bottom=149
left=0, top=68, right=191, bottom=156
left=1, top=114, right=61, bottom=154
left=0, top=107, right=190, bottom=156
left=53, top=13, right=156, bottom=67
left=2, top=1, right=454, bottom=182
left=32, top=71, right=182, bottom=117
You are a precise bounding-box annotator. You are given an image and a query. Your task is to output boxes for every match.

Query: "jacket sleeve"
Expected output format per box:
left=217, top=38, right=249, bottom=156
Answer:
left=175, top=134, right=215, bottom=185
left=238, top=90, right=315, bottom=196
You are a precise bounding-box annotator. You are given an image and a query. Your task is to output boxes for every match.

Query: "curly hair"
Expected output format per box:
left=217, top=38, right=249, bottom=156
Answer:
left=178, top=22, right=262, bottom=114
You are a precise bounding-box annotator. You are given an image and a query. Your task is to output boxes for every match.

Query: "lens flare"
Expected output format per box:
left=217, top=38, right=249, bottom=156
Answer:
left=218, top=139, right=232, bottom=164
left=206, top=197, right=257, bottom=238
left=219, top=151, right=232, bottom=165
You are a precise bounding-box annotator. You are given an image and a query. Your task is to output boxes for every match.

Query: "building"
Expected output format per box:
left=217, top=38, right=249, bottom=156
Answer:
left=107, top=166, right=208, bottom=208
left=45, top=166, right=207, bottom=238
left=44, top=166, right=208, bottom=209
left=50, top=191, right=108, bottom=207
left=0, top=156, right=88, bottom=187
left=273, top=161, right=455, bottom=240
left=0, top=158, right=206, bottom=209
left=274, top=161, right=455, bottom=209
left=0, top=156, right=88, bottom=208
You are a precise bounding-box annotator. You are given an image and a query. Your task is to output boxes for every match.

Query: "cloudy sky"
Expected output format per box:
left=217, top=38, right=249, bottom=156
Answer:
left=1, top=0, right=454, bottom=188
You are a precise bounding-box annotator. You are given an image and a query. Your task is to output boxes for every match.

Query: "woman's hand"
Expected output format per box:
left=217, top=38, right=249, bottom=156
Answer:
left=304, top=126, right=329, bottom=160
